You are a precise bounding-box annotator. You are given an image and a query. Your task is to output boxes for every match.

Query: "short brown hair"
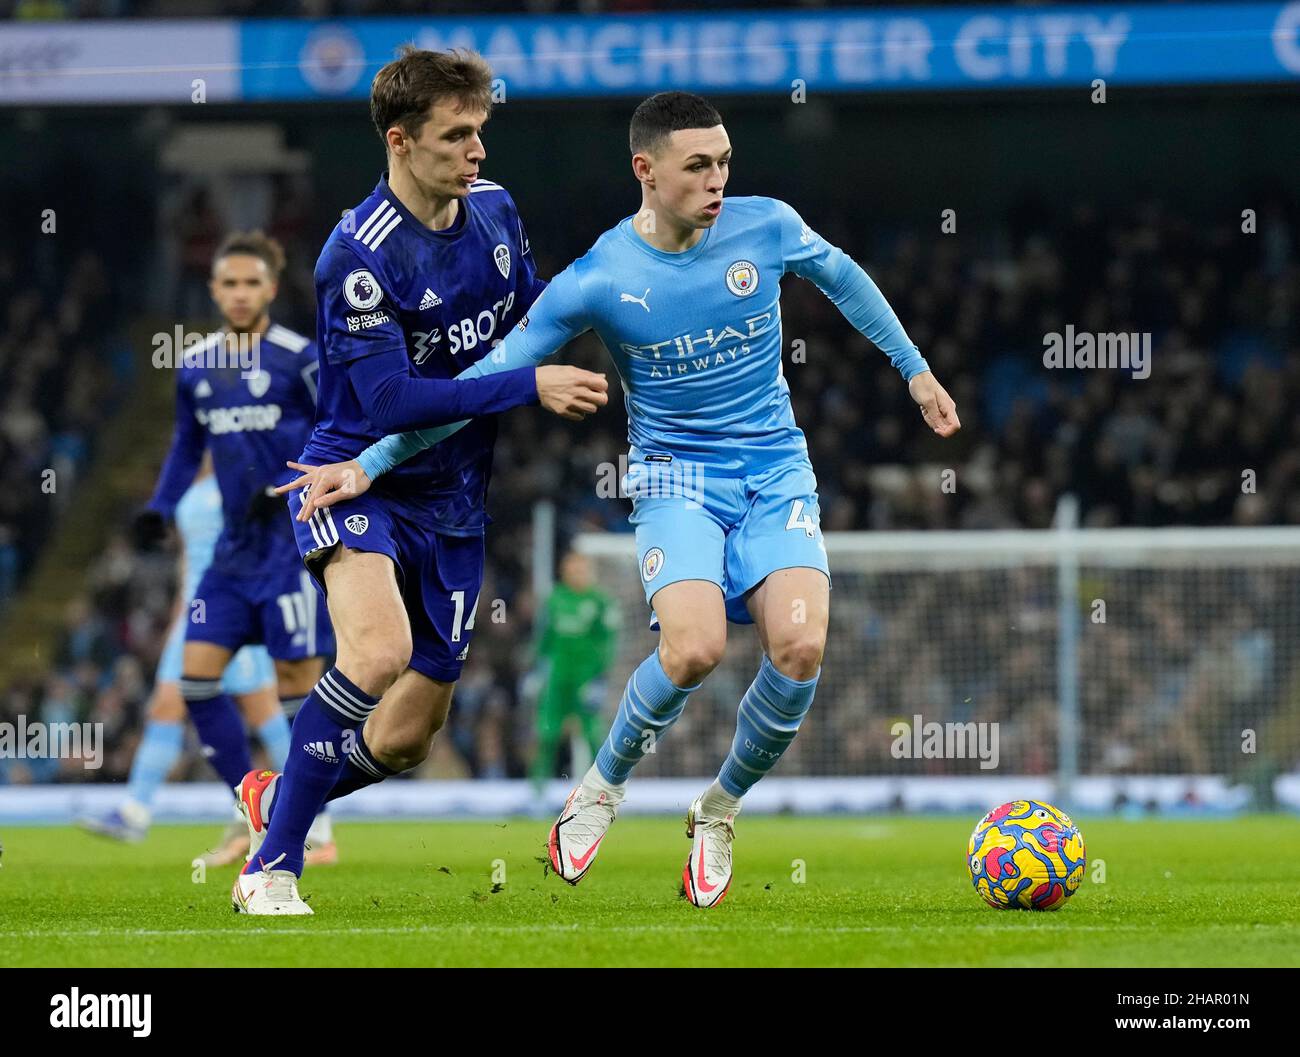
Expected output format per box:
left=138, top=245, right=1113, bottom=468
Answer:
left=370, top=45, right=494, bottom=148
left=629, top=91, right=723, bottom=156
left=213, top=229, right=285, bottom=279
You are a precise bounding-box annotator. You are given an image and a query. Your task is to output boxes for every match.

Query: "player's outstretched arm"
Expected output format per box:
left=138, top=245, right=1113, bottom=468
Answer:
left=357, top=265, right=599, bottom=477
left=347, top=344, right=563, bottom=433
left=356, top=359, right=606, bottom=480
left=777, top=200, right=959, bottom=438
left=278, top=265, right=603, bottom=518
left=322, top=241, right=582, bottom=437
left=277, top=365, right=604, bottom=521
left=275, top=352, right=607, bottom=521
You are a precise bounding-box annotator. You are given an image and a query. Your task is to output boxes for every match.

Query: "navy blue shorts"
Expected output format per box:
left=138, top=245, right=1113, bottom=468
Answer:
left=291, top=490, right=484, bottom=684
left=185, top=562, right=335, bottom=662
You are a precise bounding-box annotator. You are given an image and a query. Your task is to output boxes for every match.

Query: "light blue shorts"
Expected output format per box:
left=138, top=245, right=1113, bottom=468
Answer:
left=627, top=455, right=831, bottom=628
left=157, top=612, right=276, bottom=696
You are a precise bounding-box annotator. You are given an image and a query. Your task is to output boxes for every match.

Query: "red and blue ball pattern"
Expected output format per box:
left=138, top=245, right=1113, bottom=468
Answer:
left=967, top=800, right=1086, bottom=910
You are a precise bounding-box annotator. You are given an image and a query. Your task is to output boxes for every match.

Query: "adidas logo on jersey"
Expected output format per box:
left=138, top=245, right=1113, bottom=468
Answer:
left=419, top=288, right=442, bottom=310
left=195, top=379, right=212, bottom=398
left=304, top=741, right=339, bottom=763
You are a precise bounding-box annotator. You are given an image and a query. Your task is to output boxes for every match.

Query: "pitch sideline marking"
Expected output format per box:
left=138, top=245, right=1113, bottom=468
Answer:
left=0, top=922, right=1213, bottom=940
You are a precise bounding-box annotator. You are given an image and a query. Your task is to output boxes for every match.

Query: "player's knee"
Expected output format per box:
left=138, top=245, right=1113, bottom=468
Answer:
left=661, top=634, right=726, bottom=686
left=371, top=728, right=436, bottom=772
left=337, top=628, right=411, bottom=694
left=274, top=659, right=322, bottom=698
left=769, top=633, right=824, bottom=682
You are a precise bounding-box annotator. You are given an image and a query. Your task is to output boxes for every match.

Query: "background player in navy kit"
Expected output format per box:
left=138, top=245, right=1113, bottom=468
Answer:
left=231, top=48, right=608, bottom=914
left=81, top=458, right=281, bottom=860
left=145, top=232, right=336, bottom=850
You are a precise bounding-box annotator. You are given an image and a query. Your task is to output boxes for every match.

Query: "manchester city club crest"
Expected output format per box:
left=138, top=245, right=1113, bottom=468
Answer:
left=345, top=514, right=369, bottom=535
left=343, top=269, right=383, bottom=311
left=493, top=243, right=511, bottom=278
left=642, top=547, right=665, bottom=582
left=726, top=260, right=759, bottom=297
left=299, top=25, right=365, bottom=95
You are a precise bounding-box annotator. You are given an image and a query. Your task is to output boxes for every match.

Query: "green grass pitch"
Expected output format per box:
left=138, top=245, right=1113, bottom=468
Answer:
left=2, top=816, right=1298, bottom=967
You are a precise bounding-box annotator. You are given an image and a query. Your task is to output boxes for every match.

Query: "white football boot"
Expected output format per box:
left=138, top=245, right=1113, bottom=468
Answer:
left=548, top=783, right=622, bottom=883
left=682, top=794, right=737, bottom=908
left=231, top=852, right=313, bottom=915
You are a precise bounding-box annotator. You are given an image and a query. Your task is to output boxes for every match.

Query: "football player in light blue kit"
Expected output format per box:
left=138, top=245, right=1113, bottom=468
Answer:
left=80, top=461, right=286, bottom=862
left=283, top=92, right=960, bottom=906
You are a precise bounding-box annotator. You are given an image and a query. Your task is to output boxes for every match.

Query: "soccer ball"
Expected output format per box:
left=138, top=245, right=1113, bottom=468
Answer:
left=967, top=800, right=1086, bottom=910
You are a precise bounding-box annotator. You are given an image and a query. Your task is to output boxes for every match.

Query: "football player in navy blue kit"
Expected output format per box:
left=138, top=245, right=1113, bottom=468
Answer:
left=146, top=234, right=337, bottom=867
left=232, top=48, right=607, bottom=914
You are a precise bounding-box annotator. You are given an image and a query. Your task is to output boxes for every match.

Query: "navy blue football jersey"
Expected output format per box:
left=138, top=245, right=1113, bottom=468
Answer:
left=150, top=323, right=319, bottom=573
left=302, top=174, right=546, bottom=535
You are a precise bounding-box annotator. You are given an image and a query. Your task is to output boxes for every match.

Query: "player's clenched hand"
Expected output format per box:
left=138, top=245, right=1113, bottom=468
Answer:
left=908, top=370, right=961, bottom=438
left=536, top=365, right=608, bottom=421
left=274, top=459, right=372, bottom=521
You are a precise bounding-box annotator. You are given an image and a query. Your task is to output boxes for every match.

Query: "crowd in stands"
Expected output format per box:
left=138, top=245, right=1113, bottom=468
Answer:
left=0, top=247, right=127, bottom=611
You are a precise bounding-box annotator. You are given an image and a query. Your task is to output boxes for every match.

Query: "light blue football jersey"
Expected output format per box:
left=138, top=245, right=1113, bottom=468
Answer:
left=527, top=197, right=819, bottom=475
left=360, top=195, right=927, bottom=482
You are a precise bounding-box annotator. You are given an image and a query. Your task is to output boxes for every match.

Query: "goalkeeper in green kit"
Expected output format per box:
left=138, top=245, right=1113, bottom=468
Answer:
left=530, top=552, right=620, bottom=795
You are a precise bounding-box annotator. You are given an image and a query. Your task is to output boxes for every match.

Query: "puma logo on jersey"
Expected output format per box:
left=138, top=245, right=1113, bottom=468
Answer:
left=620, top=288, right=651, bottom=312
left=419, top=288, right=442, bottom=310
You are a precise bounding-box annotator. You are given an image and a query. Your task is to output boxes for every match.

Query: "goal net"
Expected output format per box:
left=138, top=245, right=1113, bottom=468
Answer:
left=575, top=524, right=1300, bottom=801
